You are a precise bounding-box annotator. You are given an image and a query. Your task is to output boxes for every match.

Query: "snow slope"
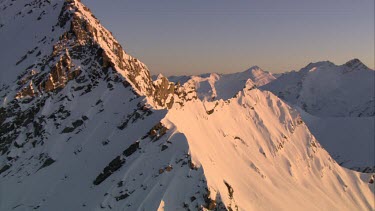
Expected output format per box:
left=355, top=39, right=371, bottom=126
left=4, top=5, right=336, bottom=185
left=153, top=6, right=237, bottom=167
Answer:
left=0, top=0, right=374, bottom=211
left=170, top=61, right=374, bottom=173
left=298, top=109, right=375, bottom=172
left=169, top=66, right=276, bottom=101
left=163, top=82, right=375, bottom=210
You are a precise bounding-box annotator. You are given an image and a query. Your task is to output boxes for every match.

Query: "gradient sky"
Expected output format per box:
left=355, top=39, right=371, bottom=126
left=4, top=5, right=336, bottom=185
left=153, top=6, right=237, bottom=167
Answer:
left=81, top=0, right=374, bottom=76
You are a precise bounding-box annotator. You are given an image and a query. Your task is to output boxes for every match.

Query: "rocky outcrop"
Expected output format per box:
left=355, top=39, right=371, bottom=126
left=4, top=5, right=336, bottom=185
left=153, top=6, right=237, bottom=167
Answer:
left=15, top=81, right=37, bottom=99
left=343, top=58, right=368, bottom=71
left=43, top=52, right=81, bottom=92
left=153, top=76, right=176, bottom=109
left=93, top=141, right=140, bottom=185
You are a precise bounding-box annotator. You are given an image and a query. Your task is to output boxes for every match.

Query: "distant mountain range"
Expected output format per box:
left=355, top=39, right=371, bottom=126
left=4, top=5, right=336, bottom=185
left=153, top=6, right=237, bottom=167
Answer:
left=0, top=0, right=373, bottom=210
left=167, top=66, right=275, bottom=101
left=263, top=59, right=374, bottom=117
left=168, top=59, right=374, bottom=118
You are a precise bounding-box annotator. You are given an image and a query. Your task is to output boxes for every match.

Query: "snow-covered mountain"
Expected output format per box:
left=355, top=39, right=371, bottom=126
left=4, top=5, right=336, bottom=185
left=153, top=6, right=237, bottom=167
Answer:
left=168, top=61, right=375, bottom=173
left=0, top=0, right=182, bottom=108
left=0, top=0, right=374, bottom=210
left=262, top=60, right=375, bottom=117
left=168, top=66, right=276, bottom=101
left=260, top=60, right=375, bottom=172
left=163, top=82, right=374, bottom=210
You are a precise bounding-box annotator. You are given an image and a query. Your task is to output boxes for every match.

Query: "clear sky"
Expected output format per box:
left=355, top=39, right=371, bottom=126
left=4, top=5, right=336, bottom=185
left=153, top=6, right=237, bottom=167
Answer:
left=81, top=0, right=374, bottom=76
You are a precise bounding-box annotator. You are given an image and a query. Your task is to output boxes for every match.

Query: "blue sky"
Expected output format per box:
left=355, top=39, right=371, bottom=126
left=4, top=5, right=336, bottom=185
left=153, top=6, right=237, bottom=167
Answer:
left=82, top=0, right=374, bottom=76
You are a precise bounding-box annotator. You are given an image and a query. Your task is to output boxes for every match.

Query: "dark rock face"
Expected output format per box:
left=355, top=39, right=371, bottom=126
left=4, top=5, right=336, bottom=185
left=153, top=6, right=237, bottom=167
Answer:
left=61, top=119, right=84, bottom=133
left=0, top=99, right=46, bottom=155
left=0, top=164, right=11, bottom=175
left=123, top=141, right=140, bottom=157
left=115, top=193, right=130, bottom=201
left=147, top=122, right=168, bottom=142
left=153, top=76, right=176, bottom=109
left=93, top=156, right=125, bottom=185
left=93, top=140, right=141, bottom=185
left=38, top=157, right=56, bottom=171
left=118, top=105, right=153, bottom=130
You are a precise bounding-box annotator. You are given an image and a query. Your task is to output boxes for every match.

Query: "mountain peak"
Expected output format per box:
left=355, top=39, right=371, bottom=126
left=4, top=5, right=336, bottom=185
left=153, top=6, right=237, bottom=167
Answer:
left=0, top=0, right=180, bottom=110
left=343, top=58, right=368, bottom=70
left=304, top=60, right=335, bottom=69
left=156, top=73, right=165, bottom=80
left=246, top=65, right=262, bottom=71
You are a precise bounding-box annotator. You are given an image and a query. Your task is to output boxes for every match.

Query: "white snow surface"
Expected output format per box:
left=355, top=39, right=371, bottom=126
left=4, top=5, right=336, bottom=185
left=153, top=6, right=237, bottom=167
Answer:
left=164, top=87, right=375, bottom=211
left=170, top=61, right=375, bottom=172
